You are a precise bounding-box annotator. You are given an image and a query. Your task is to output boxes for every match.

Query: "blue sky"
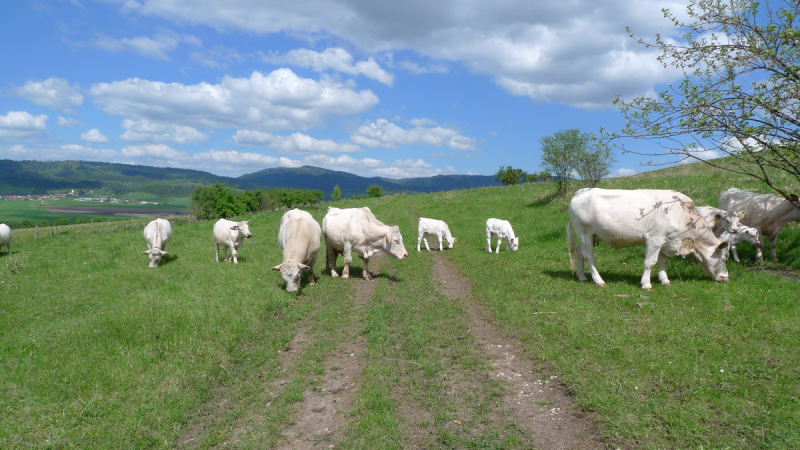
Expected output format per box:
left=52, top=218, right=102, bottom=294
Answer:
left=0, top=0, right=700, bottom=179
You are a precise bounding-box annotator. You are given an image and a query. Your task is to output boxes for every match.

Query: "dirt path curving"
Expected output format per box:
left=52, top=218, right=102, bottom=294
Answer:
left=429, top=251, right=604, bottom=449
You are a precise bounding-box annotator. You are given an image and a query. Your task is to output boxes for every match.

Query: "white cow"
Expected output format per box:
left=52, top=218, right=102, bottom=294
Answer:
left=322, top=207, right=408, bottom=281
left=718, top=188, right=800, bottom=262
left=696, top=206, right=744, bottom=237
left=720, top=225, right=762, bottom=263
left=272, top=209, right=321, bottom=292
left=417, top=218, right=457, bottom=251
left=568, top=188, right=729, bottom=290
left=485, top=218, right=519, bottom=253
left=0, top=223, right=11, bottom=255
left=142, top=218, right=172, bottom=268
left=213, top=219, right=252, bottom=264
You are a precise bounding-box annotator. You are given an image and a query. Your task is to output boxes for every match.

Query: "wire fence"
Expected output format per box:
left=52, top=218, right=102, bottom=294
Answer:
left=7, top=215, right=195, bottom=244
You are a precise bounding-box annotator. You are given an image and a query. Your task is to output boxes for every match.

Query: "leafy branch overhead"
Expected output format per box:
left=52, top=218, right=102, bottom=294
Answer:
left=609, top=0, right=800, bottom=204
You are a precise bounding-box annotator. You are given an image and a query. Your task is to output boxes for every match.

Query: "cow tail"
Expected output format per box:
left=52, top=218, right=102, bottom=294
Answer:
left=567, top=219, right=576, bottom=273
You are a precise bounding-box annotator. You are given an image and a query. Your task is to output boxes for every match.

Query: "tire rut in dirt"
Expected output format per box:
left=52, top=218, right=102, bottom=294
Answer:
left=428, top=251, right=605, bottom=449
left=276, top=259, right=379, bottom=449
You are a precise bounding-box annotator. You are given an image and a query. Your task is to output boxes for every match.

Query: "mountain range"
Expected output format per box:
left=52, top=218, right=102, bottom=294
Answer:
left=0, top=159, right=500, bottom=199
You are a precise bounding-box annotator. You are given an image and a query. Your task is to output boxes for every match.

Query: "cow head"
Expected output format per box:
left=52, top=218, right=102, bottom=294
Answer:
left=714, top=210, right=744, bottom=234
left=385, top=225, right=408, bottom=259
left=231, top=220, right=253, bottom=239
left=446, top=236, right=458, bottom=249
left=743, top=227, right=763, bottom=247
left=694, top=240, right=730, bottom=282
left=510, top=237, right=520, bottom=251
left=143, top=247, right=169, bottom=268
left=273, top=261, right=310, bottom=292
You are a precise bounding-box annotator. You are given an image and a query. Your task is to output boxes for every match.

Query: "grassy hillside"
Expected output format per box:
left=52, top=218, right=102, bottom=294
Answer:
left=1, top=165, right=798, bottom=448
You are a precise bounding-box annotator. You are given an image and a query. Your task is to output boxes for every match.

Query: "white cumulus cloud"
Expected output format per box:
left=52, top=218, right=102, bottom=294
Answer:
left=264, top=47, right=394, bottom=86
left=9, top=78, right=83, bottom=112
left=0, top=111, right=48, bottom=138
left=89, top=69, right=379, bottom=132
left=233, top=130, right=361, bottom=154
left=351, top=118, right=477, bottom=151
left=89, top=31, right=201, bottom=60
left=120, top=119, right=208, bottom=144
left=81, top=129, right=109, bottom=142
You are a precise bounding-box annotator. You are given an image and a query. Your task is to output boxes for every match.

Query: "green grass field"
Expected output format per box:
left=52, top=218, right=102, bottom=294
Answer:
left=0, top=196, right=189, bottom=226
left=1, top=165, right=799, bottom=448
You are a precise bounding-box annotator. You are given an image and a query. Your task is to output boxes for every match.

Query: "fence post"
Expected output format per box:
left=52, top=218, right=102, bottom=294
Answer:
left=35, top=225, right=39, bottom=240
left=50, top=226, right=53, bottom=237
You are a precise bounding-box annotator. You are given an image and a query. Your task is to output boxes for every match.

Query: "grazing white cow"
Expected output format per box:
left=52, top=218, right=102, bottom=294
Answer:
left=322, top=207, right=408, bottom=281
left=567, top=188, right=729, bottom=290
left=720, top=225, right=762, bottom=263
left=213, top=218, right=252, bottom=264
left=696, top=206, right=744, bottom=237
left=272, top=209, right=321, bottom=292
left=0, top=223, right=11, bottom=255
left=142, top=218, right=172, bottom=268
left=485, top=218, right=519, bottom=253
left=718, top=188, right=800, bottom=262
left=417, top=218, right=457, bottom=251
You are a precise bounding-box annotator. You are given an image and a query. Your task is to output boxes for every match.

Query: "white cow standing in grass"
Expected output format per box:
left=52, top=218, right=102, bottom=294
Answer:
left=417, top=218, right=457, bottom=251
left=142, top=218, right=172, bottom=268
left=272, top=209, right=321, bottom=292
left=568, top=188, right=729, bottom=290
left=0, top=223, right=11, bottom=255
left=485, top=218, right=519, bottom=253
left=696, top=206, right=744, bottom=237
left=322, top=207, right=408, bottom=281
left=720, top=225, right=763, bottom=263
left=718, top=188, right=800, bottom=262
left=213, top=219, right=252, bottom=264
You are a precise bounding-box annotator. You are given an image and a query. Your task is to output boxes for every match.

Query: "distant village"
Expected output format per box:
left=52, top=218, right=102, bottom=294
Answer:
left=0, top=189, right=159, bottom=205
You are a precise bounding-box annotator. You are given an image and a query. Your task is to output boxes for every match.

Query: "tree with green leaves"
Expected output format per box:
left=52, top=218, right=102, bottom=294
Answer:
left=574, top=140, right=615, bottom=188
left=540, top=129, right=586, bottom=196
left=495, top=166, right=528, bottom=185
left=366, top=184, right=384, bottom=198
left=331, top=184, right=342, bottom=201
left=610, top=0, right=800, bottom=204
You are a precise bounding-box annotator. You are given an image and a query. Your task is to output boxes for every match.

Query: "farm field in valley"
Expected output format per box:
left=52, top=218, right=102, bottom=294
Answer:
left=1, top=167, right=799, bottom=448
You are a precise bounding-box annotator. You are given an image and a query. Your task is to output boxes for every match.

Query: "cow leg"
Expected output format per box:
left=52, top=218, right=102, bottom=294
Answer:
left=361, top=256, right=372, bottom=280
left=485, top=233, right=492, bottom=252
left=423, top=233, right=431, bottom=251
left=641, top=240, right=665, bottom=290
left=579, top=234, right=604, bottom=286
left=731, top=244, right=740, bottom=263
left=308, top=254, right=318, bottom=285
left=342, top=242, right=353, bottom=281
left=326, top=243, right=339, bottom=278
left=436, top=233, right=443, bottom=251
left=495, top=237, right=501, bottom=253
left=769, top=234, right=779, bottom=262
left=656, top=252, right=671, bottom=286
left=215, top=244, right=220, bottom=262
left=417, top=234, right=422, bottom=252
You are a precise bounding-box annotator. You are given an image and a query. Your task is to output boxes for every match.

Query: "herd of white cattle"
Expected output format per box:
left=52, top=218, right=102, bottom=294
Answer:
left=1, top=187, right=797, bottom=292
left=568, top=188, right=800, bottom=290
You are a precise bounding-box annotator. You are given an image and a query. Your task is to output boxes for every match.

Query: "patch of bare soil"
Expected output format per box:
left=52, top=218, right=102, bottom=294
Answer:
left=276, top=259, right=378, bottom=449
left=429, top=251, right=605, bottom=449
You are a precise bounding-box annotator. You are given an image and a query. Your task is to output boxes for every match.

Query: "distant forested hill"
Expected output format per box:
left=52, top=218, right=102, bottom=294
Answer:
left=0, top=160, right=500, bottom=198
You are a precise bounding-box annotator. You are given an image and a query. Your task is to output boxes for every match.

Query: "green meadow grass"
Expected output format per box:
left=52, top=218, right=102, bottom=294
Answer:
left=1, top=166, right=799, bottom=448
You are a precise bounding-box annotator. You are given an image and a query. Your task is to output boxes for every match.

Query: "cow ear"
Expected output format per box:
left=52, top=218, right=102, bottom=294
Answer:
left=738, top=211, right=746, bottom=219
left=272, top=264, right=282, bottom=271
left=142, top=250, right=150, bottom=255
left=162, top=251, right=169, bottom=255
left=717, top=241, right=729, bottom=250
left=231, top=225, right=239, bottom=230
left=299, top=263, right=310, bottom=270
left=713, top=213, right=722, bottom=221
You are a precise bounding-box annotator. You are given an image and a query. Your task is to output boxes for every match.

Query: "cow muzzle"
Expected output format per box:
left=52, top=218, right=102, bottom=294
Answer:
left=715, top=275, right=729, bottom=282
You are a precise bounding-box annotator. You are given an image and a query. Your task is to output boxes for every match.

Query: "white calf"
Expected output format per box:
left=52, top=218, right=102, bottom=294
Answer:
left=485, top=218, right=518, bottom=253
left=213, top=219, right=252, bottom=264
left=0, top=223, right=11, bottom=255
left=273, top=209, right=321, bottom=292
left=417, top=218, right=457, bottom=251
left=720, top=225, right=762, bottom=263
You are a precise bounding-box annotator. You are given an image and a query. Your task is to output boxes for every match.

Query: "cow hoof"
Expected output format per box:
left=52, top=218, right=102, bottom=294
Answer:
left=342, top=275, right=349, bottom=281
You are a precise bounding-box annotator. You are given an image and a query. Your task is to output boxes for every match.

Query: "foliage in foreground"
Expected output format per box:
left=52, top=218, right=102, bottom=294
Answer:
left=190, top=183, right=323, bottom=220
left=612, top=0, right=800, bottom=203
